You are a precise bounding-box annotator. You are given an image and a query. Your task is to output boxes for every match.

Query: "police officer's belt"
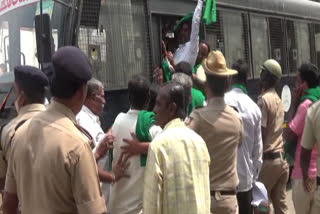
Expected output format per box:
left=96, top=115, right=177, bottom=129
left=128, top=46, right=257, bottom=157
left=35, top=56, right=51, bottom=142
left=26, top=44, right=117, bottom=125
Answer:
left=317, top=176, right=320, bottom=186
left=210, top=190, right=236, bottom=196
left=263, top=152, right=281, bottom=160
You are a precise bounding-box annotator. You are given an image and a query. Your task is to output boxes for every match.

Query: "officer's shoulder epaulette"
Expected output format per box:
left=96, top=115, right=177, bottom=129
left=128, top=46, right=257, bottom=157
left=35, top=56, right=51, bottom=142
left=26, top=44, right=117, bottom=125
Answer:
left=73, top=123, right=95, bottom=150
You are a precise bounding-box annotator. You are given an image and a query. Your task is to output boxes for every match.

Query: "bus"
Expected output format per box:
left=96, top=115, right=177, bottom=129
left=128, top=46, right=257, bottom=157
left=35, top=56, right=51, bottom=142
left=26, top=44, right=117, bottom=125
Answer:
left=1, top=0, right=320, bottom=129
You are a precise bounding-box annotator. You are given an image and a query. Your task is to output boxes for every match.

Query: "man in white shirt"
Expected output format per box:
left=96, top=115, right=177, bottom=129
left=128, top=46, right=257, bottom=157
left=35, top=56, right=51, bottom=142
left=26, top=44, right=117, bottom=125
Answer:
left=224, top=60, right=263, bottom=214
left=76, top=78, right=112, bottom=207
left=109, top=74, right=151, bottom=214
left=167, top=0, right=204, bottom=68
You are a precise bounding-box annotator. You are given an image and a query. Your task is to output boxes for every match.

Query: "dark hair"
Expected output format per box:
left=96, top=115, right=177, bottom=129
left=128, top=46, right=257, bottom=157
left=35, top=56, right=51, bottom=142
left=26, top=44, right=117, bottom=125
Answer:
left=199, top=40, right=211, bottom=53
left=148, top=84, right=160, bottom=111
left=50, top=75, right=86, bottom=99
left=175, top=61, right=192, bottom=77
left=298, top=63, right=319, bottom=88
left=17, top=85, right=46, bottom=104
left=128, top=74, right=150, bottom=110
left=260, top=69, right=279, bottom=91
left=164, top=82, right=186, bottom=119
left=232, top=59, right=248, bottom=85
left=206, top=74, right=229, bottom=97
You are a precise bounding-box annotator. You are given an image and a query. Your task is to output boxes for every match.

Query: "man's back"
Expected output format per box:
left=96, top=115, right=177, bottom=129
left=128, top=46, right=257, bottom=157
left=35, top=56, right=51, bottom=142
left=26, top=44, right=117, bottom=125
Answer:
left=189, top=97, right=242, bottom=191
left=109, top=109, right=145, bottom=214
left=5, top=100, right=106, bottom=214
left=225, top=88, right=262, bottom=191
left=0, top=104, right=46, bottom=161
left=143, top=119, right=210, bottom=214
left=257, top=88, right=284, bottom=153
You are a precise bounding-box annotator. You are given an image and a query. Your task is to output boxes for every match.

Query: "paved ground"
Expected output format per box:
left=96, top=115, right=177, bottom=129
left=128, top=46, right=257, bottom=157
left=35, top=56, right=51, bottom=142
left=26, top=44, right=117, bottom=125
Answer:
left=287, top=188, right=295, bottom=214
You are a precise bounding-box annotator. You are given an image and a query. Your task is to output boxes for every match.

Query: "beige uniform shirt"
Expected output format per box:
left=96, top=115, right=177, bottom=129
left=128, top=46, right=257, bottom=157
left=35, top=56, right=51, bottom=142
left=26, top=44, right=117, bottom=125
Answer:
left=301, top=100, right=320, bottom=177
left=0, top=104, right=46, bottom=179
left=257, top=88, right=285, bottom=153
left=189, top=97, right=242, bottom=191
left=5, top=100, right=106, bottom=214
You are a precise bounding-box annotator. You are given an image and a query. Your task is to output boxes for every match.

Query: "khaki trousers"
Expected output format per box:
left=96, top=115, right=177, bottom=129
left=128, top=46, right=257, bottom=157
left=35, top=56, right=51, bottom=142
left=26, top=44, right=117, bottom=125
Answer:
left=292, top=179, right=316, bottom=214
left=258, top=158, right=289, bottom=214
left=310, top=188, right=320, bottom=214
left=210, top=192, right=238, bottom=214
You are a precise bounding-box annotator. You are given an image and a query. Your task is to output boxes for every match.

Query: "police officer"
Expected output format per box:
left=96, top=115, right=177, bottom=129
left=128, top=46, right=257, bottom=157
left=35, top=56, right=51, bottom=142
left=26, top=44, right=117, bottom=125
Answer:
left=0, top=65, right=48, bottom=191
left=257, top=59, right=289, bottom=214
left=3, top=47, right=127, bottom=214
left=188, top=51, right=243, bottom=214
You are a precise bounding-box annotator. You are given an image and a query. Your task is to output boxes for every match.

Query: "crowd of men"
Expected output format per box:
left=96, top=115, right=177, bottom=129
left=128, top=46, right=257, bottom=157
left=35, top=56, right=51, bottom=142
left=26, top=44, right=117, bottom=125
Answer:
left=0, top=0, right=320, bottom=214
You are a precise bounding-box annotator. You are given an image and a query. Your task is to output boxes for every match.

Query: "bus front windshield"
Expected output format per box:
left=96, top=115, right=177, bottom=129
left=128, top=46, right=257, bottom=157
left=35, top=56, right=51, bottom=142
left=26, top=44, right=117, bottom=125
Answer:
left=0, top=0, right=72, bottom=74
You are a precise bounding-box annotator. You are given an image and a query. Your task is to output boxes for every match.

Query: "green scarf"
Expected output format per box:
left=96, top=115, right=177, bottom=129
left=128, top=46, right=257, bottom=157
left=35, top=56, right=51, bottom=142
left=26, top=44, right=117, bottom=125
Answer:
left=188, top=88, right=205, bottom=115
left=135, top=110, right=156, bottom=167
left=299, top=86, right=320, bottom=104
left=202, top=0, right=216, bottom=25
left=230, top=83, right=248, bottom=95
left=192, top=64, right=201, bottom=74
left=161, top=60, right=171, bottom=82
left=173, top=0, right=217, bottom=33
left=284, top=86, right=320, bottom=165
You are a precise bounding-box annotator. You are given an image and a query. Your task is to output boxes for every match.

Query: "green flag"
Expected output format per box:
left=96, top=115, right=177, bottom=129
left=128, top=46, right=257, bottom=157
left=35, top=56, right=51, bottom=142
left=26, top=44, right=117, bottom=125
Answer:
left=202, top=0, right=216, bottom=25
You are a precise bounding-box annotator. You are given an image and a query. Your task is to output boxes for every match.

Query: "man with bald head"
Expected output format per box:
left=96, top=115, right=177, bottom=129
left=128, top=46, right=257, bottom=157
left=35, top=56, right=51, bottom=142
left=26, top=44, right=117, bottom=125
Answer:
left=143, top=82, right=210, bottom=214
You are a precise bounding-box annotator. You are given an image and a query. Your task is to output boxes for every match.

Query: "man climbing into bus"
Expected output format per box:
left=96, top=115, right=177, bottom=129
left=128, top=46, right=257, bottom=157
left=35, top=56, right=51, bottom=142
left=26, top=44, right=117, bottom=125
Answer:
left=159, top=0, right=205, bottom=83
left=257, top=59, right=289, bottom=214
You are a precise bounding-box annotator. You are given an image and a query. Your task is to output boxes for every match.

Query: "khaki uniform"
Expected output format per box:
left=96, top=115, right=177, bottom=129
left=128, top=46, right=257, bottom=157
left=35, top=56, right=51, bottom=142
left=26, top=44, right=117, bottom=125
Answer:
left=0, top=104, right=46, bottom=181
left=189, top=97, right=242, bottom=214
left=301, top=100, right=320, bottom=214
left=5, top=100, right=106, bottom=214
left=257, top=88, right=289, bottom=214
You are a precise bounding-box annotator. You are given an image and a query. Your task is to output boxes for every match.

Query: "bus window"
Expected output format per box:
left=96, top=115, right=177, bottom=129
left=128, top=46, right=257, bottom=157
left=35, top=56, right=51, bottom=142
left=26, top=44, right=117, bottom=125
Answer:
left=0, top=0, right=72, bottom=73
left=268, top=17, right=287, bottom=75
left=221, top=11, right=251, bottom=78
left=250, top=15, right=269, bottom=78
left=78, top=0, right=152, bottom=90
left=314, top=24, right=320, bottom=70
left=288, top=21, right=311, bottom=73
left=205, top=11, right=224, bottom=54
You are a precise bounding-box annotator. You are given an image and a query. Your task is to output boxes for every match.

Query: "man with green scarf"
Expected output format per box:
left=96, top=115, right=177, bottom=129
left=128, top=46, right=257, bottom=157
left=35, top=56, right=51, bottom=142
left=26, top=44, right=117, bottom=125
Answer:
left=284, top=63, right=320, bottom=214
left=225, top=59, right=263, bottom=214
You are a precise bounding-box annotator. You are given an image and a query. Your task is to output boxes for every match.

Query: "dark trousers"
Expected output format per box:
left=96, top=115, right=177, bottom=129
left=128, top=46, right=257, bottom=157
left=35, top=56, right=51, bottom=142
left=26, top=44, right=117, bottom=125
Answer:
left=237, top=189, right=253, bottom=214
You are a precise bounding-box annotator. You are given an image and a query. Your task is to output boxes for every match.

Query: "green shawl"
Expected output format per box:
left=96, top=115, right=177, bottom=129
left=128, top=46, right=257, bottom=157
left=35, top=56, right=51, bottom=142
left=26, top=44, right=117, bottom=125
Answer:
left=162, top=60, right=171, bottom=83
left=135, top=110, right=156, bottom=167
left=192, top=64, right=201, bottom=74
left=188, top=88, right=205, bottom=115
left=230, top=83, right=248, bottom=95
left=299, top=86, right=320, bottom=104
left=202, top=0, right=216, bottom=25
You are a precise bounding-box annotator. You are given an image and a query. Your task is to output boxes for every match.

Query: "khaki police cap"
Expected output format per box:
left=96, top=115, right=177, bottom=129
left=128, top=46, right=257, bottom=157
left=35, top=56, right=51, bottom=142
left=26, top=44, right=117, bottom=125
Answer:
left=202, top=51, right=238, bottom=76
left=260, top=59, right=282, bottom=79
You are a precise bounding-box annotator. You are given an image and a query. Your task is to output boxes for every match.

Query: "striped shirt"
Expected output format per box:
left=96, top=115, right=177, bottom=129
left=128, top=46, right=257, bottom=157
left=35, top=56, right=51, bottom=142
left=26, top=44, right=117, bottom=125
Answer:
left=143, top=118, right=210, bottom=214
